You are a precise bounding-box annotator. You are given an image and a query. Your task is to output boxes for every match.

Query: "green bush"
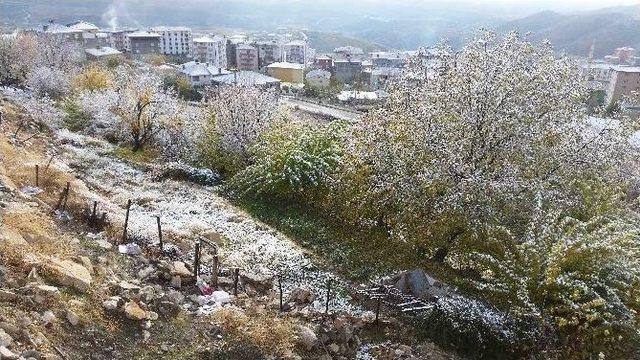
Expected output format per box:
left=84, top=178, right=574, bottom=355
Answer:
left=61, top=99, right=92, bottom=131
left=230, top=120, right=345, bottom=200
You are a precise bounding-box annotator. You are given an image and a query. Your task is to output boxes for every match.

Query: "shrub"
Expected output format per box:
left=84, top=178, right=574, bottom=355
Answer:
left=61, top=99, right=93, bottom=131
left=74, top=65, right=113, bottom=91
left=231, top=120, right=345, bottom=200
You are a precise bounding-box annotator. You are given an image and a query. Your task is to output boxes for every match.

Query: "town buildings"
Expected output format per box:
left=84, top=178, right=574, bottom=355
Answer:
left=127, top=31, right=162, bottom=57
left=192, top=35, right=227, bottom=68
left=314, top=55, right=333, bottom=71
left=266, top=62, right=304, bottom=84
left=150, top=26, right=192, bottom=56
left=235, top=44, right=259, bottom=71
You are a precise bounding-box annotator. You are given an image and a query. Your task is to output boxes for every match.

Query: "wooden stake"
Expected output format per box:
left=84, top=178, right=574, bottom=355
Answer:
left=233, top=268, right=240, bottom=296
left=61, top=182, right=70, bottom=211
left=375, top=296, right=381, bottom=324
left=156, top=216, right=163, bottom=252
left=325, top=280, right=332, bottom=315
left=35, top=165, right=39, bottom=187
left=193, top=241, right=200, bottom=280
left=91, top=201, right=98, bottom=224
left=122, top=199, right=131, bottom=243
left=212, top=254, right=219, bottom=288
left=278, top=275, right=283, bottom=311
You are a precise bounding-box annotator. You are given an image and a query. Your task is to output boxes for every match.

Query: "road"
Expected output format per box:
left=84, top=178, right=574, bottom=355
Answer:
left=281, top=97, right=362, bottom=122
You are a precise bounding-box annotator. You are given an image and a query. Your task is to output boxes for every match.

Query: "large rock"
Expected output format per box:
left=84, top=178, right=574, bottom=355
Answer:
left=152, top=163, right=221, bottom=186
left=393, top=269, right=449, bottom=300
left=42, top=257, right=92, bottom=293
left=0, top=328, right=12, bottom=347
left=171, top=261, right=192, bottom=278
left=296, top=325, right=317, bottom=350
left=123, top=301, right=147, bottom=321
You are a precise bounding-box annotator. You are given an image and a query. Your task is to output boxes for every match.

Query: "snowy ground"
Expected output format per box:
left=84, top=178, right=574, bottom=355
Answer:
left=53, top=129, right=365, bottom=314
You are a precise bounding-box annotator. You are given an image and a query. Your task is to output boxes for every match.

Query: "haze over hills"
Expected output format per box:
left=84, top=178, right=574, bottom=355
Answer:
left=1, top=0, right=639, bottom=56
left=498, top=5, right=640, bottom=57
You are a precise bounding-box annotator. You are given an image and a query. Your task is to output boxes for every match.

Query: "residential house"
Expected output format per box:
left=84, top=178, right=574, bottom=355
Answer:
left=314, top=55, right=333, bottom=71
left=235, top=44, right=259, bottom=71
left=176, top=61, right=230, bottom=86
left=370, top=67, right=402, bottom=90
left=85, top=46, right=123, bottom=60
left=127, top=31, right=162, bottom=57
left=333, top=59, right=363, bottom=84
left=192, top=35, right=227, bottom=68
left=305, top=69, right=331, bottom=88
left=606, top=66, right=640, bottom=105
left=266, top=62, right=304, bottom=84
left=150, top=26, right=192, bottom=56
left=370, top=51, right=407, bottom=68
left=43, top=22, right=83, bottom=42
left=211, top=71, right=280, bottom=89
left=333, top=46, right=364, bottom=60
left=67, top=21, right=100, bottom=34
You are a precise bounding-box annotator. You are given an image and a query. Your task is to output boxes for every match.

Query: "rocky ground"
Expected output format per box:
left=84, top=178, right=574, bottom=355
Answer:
left=0, top=95, right=460, bottom=359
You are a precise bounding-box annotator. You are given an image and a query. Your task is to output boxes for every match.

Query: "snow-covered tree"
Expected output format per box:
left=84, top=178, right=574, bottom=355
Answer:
left=199, top=86, right=279, bottom=175
left=26, top=66, right=72, bottom=98
left=109, top=68, right=184, bottom=152
left=343, top=30, right=633, bottom=261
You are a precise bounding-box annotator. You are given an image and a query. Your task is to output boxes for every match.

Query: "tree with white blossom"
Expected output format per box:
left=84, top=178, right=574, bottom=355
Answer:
left=199, top=86, right=279, bottom=175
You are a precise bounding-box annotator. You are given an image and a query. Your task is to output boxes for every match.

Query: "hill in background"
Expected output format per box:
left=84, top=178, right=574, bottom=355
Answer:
left=498, top=5, right=640, bottom=57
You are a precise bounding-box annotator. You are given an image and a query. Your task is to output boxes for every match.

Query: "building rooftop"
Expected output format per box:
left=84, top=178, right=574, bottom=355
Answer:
left=267, top=62, right=305, bottom=70
left=127, top=31, right=162, bottom=38
left=193, top=35, right=224, bottom=43
left=236, top=43, right=257, bottom=50
left=334, top=46, right=364, bottom=55
left=614, top=66, right=640, bottom=73
left=44, top=23, right=82, bottom=34
left=177, top=61, right=231, bottom=77
left=149, top=26, right=191, bottom=32
left=85, top=46, right=122, bottom=57
left=285, top=40, right=307, bottom=46
left=306, top=69, right=331, bottom=78
left=67, top=21, right=99, bottom=32
left=212, top=71, right=280, bottom=86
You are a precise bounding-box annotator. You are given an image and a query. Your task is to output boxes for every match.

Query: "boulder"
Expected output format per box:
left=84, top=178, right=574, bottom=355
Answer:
left=240, top=272, right=273, bottom=294
left=0, top=346, right=17, bottom=360
left=170, top=276, right=181, bottom=289
left=0, top=328, right=12, bottom=347
left=288, top=287, right=316, bottom=305
left=66, top=310, right=80, bottom=326
left=41, top=311, right=56, bottom=326
left=42, top=257, right=92, bottom=293
left=296, top=325, right=317, bottom=350
left=171, top=261, right=192, bottom=278
left=123, top=301, right=147, bottom=321
left=102, top=296, right=122, bottom=311
left=393, top=269, right=449, bottom=300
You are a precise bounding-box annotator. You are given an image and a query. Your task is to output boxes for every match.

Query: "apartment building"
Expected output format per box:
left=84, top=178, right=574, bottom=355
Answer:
left=127, top=31, right=162, bottom=57
left=105, top=28, right=137, bottom=51
left=256, top=40, right=282, bottom=69
left=150, top=26, right=192, bottom=56
left=235, top=44, right=259, bottom=71
left=192, top=35, right=227, bottom=68
left=282, top=40, right=307, bottom=65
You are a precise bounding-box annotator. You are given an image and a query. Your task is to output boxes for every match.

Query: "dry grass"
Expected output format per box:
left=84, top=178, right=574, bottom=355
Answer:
left=208, top=306, right=299, bottom=358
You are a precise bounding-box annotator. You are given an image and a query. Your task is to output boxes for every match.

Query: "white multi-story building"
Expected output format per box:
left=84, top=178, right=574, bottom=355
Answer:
left=149, top=26, right=192, bottom=56
left=192, top=35, right=227, bottom=68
